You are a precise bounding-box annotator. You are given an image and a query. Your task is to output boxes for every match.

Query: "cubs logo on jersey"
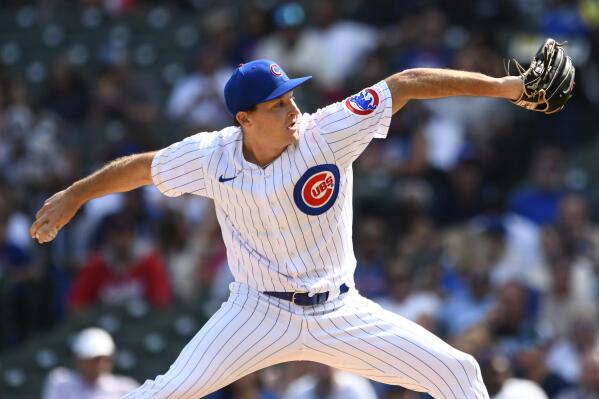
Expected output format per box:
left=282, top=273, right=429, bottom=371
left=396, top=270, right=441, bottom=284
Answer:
left=293, top=164, right=340, bottom=216
left=345, top=88, right=379, bottom=115
left=270, top=63, right=283, bottom=77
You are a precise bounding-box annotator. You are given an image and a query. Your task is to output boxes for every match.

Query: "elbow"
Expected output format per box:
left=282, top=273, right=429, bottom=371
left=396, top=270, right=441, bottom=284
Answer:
left=386, top=70, right=415, bottom=112
left=388, top=70, right=419, bottom=100
left=395, top=68, right=420, bottom=81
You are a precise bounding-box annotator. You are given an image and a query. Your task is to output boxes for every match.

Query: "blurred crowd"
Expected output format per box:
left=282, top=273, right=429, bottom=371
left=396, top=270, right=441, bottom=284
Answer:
left=1, top=0, right=599, bottom=398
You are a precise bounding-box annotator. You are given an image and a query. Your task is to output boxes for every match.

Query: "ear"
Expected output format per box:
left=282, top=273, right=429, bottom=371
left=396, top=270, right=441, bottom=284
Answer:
left=236, top=111, right=251, bottom=128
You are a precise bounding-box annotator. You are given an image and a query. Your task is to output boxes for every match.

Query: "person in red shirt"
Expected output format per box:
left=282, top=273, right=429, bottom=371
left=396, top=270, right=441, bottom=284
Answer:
left=68, top=213, right=171, bottom=312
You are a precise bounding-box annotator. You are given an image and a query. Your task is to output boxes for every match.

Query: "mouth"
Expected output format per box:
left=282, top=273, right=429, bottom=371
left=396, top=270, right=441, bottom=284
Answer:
left=287, top=120, right=297, bottom=130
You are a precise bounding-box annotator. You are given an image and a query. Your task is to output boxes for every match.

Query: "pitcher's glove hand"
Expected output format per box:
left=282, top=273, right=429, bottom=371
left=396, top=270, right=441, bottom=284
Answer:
left=507, top=38, right=575, bottom=114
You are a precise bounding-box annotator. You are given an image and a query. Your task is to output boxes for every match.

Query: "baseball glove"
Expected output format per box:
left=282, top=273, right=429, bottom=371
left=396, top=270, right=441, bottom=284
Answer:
left=507, top=38, right=575, bottom=114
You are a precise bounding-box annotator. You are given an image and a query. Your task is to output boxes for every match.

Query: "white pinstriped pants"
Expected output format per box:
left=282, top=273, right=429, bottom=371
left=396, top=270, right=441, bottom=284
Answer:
left=123, top=282, right=489, bottom=399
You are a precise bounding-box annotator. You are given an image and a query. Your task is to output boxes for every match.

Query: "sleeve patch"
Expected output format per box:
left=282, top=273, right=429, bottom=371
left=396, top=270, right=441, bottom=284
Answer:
left=344, top=88, right=379, bottom=115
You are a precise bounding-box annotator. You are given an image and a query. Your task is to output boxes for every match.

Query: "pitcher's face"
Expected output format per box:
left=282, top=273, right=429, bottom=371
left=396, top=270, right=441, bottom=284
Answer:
left=243, top=91, right=301, bottom=146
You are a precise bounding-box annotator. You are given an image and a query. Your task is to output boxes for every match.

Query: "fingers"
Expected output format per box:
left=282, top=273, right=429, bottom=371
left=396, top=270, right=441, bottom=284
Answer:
left=31, top=202, right=49, bottom=236
left=30, top=190, right=78, bottom=244
left=31, top=219, right=61, bottom=243
left=30, top=202, right=60, bottom=244
left=29, top=218, right=61, bottom=244
left=29, top=217, right=47, bottom=239
left=32, top=221, right=61, bottom=244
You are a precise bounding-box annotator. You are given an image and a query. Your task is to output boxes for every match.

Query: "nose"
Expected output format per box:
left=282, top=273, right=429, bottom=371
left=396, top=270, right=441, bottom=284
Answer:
left=289, top=99, right=300, bottom=116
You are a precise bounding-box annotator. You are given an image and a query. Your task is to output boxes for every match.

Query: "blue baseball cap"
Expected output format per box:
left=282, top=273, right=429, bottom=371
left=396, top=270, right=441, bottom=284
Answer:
left=224, top=59, right=311, bottom=115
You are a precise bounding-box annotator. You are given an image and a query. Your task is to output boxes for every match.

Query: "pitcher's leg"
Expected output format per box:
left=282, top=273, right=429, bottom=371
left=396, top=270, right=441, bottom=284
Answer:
left=304, top=292, right=489, bottom=399
left=123, top=293, right=302, bottom=399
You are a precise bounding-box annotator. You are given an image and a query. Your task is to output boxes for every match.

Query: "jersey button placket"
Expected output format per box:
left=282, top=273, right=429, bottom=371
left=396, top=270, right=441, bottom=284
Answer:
left=260, top=170, right=277, bottom=227
left=264, top=170, right=276, bottom=207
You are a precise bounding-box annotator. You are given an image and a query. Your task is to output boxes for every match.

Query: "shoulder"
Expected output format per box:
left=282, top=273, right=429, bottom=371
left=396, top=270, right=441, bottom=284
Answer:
left=158, top=127, right=241, bottom=161
left=197, top=127, right=243, bottom=163
left=183, top=126, right=241, bottom=150
left=305, top=80, right=390, bottom=128
left=44, top=367, right=79, bottom=387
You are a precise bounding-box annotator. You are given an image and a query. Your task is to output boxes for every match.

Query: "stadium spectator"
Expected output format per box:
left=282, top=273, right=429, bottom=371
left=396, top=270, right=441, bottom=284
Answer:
left=157, top=209, right=204, bottom=302
left=378, top=256, right=441, bottom=332
left=283, top=362, right=377, bottom=399
left=0, top=205, right=38, bottom=348
left=41, top=327, right=138, bottom=399
left=509, top=146, right=567, bottom=226
left=166, top=45, right=231, bottom=131
left=555, top=349, right=599, bottom=399
left=92, top=56, right=161, bottom=133
left=546, top=313, right=599, bottom=384
left=390, top=7, right=452, bottom=71
left=353, top=216, right=388, bottom=299
left=538, top=251, right=597, bottom=339
left=514, top=343, right=573, bottom=398
left=41, top=55, right=91, bottom=124
left=479, top=352, right=548, bottom=399
left=556, top=192, right=599, bottom=264
left=441, top=265, right=494, bottom=337
left=395, top=216, right=444, bottom=285
left=207, top=371, right=279, bottom=399
left=0, top=3, right=596, bottom=398
left=67, top=213, right=171, bottom=311
left=485, top=281, right=540, bottom=356
left=431, top=148, right=485, bottom=225
left=253, top=3, right=329, bottom=86
left=310, top=0, right=379, bottom=92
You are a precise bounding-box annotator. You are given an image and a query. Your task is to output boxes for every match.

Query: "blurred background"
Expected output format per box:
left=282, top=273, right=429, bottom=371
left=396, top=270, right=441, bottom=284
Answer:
left=0, top=0, right=598, bottom=398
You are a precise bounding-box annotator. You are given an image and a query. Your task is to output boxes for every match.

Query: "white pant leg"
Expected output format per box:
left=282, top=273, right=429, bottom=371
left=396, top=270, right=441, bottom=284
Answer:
left=303, top=291, right=489, bottom=399
left=123, top=284, right=303, bottom=399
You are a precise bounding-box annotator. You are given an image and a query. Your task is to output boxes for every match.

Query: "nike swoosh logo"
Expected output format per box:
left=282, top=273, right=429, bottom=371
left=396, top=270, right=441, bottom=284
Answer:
left=218, top=174, right=237, bottom=183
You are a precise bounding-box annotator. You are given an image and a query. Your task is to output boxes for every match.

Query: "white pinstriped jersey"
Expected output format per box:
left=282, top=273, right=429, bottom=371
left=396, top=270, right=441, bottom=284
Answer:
left=129, top=78, right=490, bottom=399
left=151, top=80, right=392, bottom=295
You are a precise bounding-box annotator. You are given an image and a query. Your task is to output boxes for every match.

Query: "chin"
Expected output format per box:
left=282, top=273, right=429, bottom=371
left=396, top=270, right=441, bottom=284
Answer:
left=290, top=132, right=299, bottom=145
left=291, top=128, right=300, bottom=143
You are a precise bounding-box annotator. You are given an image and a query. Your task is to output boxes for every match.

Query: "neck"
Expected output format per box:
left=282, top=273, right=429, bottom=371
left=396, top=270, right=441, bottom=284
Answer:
left=242, top=130, right=289, bottom=168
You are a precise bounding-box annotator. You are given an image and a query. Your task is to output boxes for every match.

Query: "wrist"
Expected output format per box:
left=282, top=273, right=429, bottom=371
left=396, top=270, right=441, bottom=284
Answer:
left=501, top=76, right=524, bottom=101
left=66, top=182, right=88, bottom=208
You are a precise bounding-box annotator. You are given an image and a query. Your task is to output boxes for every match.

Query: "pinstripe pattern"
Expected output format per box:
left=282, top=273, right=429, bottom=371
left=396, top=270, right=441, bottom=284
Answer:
left=123, top=284, right=489, bottom=399
left=303, top=293, right=488, bottom=399
left=129, top=80, right=490, bottom=398
left=150, top=81, right=391, bottom=295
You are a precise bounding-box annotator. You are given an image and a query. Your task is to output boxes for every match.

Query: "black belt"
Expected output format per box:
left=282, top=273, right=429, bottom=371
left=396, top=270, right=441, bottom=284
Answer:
left=263, top=284, right=349, bottom=306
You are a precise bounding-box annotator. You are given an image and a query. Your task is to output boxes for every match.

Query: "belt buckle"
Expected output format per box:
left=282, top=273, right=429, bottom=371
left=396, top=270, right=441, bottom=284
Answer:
left=291, top=291, right=308, bottom=305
